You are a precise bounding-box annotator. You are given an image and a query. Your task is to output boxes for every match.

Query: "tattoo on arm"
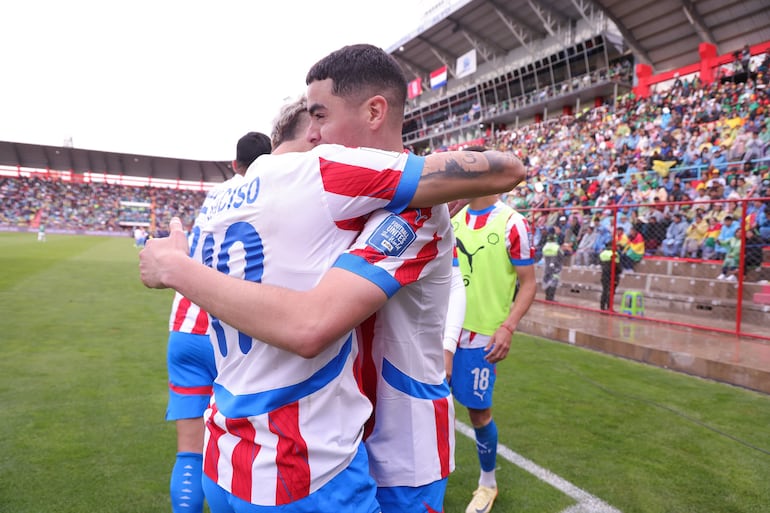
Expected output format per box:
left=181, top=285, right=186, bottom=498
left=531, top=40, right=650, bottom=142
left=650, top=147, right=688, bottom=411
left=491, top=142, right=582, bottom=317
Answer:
left=440, top=155, right=480, bottom=178
left=424, top=152, right=486, bottom=179
left=422, top=150, right=522, bottom=180
left=485, top=151, right=520, bottom=174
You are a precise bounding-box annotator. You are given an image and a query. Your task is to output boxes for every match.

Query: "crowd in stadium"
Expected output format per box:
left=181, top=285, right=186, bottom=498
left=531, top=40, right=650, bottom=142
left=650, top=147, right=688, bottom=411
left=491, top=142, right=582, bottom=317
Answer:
left=0, top=176, right=206, bottom=233
left=1, top=53, right=769, bottom=276
left=490, top=55, right=770, bottom=275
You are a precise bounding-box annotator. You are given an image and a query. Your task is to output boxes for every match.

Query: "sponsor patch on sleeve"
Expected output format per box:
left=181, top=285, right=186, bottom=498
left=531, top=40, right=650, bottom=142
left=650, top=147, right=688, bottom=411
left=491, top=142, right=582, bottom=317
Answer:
left=366, top=214, right=417, bottom=257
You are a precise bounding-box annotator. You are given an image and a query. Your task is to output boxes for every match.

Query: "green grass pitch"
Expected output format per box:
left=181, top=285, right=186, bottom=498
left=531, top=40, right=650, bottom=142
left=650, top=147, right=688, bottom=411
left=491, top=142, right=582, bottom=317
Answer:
left=1, top=233, right=769, bottom=513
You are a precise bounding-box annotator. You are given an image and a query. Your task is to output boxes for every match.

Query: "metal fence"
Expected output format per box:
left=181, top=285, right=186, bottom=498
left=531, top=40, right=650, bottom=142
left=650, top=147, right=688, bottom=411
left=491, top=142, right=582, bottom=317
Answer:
left=525, top=197, right=770, bottom=341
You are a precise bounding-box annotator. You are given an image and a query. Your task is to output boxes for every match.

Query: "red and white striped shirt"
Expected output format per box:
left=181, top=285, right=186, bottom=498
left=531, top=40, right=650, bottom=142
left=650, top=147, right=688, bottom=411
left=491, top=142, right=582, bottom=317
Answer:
left=167, top=182, right=234, bottom=334
left=197, top=144, right=424, bottom=506
left=460, top=200, right=534, bottom=265
left=348, top=205, right=456, bottom=487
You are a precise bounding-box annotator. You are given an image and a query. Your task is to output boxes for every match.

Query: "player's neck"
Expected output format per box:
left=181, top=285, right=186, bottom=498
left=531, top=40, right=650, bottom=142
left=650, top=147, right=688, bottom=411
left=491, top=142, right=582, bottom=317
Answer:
left=366, top=134, right=404, bottom=153
left=468, top=195, right=498, bottom=211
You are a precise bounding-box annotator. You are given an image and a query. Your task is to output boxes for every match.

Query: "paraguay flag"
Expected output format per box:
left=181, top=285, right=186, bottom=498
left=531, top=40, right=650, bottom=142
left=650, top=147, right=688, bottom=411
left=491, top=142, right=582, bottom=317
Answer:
left=430, top=65, right=448, bottom=90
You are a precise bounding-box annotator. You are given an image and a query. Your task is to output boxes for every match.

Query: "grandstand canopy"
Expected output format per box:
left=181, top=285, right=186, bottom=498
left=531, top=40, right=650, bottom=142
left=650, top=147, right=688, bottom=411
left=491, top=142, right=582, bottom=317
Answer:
left=3, top=0, right=769, bottom=183
left=594, top=0, right=770, bottom=71
left=0, top=140, right=234, bottom=184
left=390, top=0, right=770, bottom=77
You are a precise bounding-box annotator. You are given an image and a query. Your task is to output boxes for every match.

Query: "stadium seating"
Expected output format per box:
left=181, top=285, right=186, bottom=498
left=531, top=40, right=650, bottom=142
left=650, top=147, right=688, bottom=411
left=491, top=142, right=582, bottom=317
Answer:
left=1, top=47, right=768, bottom=341
left=0, top=175, right=207, bottom=235
left=535, top=258, right=769, bottom=327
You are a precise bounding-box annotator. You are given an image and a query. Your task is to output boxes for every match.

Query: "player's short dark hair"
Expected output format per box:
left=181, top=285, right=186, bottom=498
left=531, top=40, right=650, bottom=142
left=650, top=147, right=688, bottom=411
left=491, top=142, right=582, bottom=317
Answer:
left=306, top=44, right=407, bottom=113
left=236, top=132, right=271, bottom=169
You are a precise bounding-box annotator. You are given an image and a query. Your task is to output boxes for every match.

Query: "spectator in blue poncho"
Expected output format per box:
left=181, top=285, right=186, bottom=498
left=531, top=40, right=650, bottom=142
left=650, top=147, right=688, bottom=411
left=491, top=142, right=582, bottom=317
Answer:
left=714, top=215, right=739, bottom=258
left=661, top=212, right=689, bottom=256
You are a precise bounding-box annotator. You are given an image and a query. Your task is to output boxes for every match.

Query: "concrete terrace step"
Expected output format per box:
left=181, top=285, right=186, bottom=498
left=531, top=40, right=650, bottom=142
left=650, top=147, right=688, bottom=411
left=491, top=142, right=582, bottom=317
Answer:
left=635, top=258, right=722, bottom=279
left=543, top=265, right=766, bottom=300
left=535, top=266, right=770, bottom=325
left=754, top=285, right=770, bottom=305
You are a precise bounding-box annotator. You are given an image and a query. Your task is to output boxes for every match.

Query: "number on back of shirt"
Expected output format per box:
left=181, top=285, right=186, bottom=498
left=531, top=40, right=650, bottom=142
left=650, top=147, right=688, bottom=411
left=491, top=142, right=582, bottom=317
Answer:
left=201, top=221, right=265, bottom=357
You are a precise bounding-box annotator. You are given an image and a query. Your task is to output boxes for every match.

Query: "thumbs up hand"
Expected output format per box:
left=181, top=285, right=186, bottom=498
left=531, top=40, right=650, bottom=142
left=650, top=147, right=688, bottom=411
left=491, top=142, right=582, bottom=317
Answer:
left=139, top=217, right=191, bottom=289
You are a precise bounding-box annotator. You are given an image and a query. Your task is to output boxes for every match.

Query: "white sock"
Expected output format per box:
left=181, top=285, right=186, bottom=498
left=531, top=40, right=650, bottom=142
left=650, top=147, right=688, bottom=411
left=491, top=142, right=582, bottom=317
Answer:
left=479, top=469, right=497, bottom=488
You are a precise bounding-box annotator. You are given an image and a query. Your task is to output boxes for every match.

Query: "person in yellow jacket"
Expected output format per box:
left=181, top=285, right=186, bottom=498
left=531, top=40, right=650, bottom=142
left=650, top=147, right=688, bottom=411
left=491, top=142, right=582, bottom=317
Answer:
left=599, top=241, right=621, bottom=310
left=681, top=212, right=709, bottom=258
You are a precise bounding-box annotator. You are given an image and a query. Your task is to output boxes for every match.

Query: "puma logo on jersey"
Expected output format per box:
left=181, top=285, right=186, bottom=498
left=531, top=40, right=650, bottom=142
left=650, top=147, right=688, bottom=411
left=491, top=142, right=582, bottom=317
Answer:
left=456, top=237, right=484, bottom=273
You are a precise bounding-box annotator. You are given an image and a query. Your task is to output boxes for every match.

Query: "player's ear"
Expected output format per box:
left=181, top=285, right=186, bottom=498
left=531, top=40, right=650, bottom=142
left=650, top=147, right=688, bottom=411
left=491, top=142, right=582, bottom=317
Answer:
left=366, top=95, right=388, bottom=129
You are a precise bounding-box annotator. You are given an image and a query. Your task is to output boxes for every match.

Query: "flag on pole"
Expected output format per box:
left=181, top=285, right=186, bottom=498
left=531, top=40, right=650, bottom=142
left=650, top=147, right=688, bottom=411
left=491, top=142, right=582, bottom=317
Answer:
left=407, top=77, right=423, bottom=99
left=430, top=65, right=448, bottom=89
left=455, top=49, right=477, bottom=78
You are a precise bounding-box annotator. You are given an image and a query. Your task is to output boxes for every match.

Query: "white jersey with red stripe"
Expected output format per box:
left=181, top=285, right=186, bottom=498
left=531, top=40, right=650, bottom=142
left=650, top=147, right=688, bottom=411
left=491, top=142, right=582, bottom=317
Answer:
left=168, top=292, right=209, bottom=334
left=454, top=200, right=534, bottom=350
left=346, top=206, right=456, bottom=488
left=196, top=144, right=424, bottom=506
left=460, top=200, right=533, bottom=262
left=168, top=180, right=239, bottom=335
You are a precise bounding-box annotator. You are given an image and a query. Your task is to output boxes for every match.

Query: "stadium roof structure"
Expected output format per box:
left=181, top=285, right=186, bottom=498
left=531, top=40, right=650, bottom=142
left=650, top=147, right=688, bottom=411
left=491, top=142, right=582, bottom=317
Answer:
left=388, top=0, right=770, bottom=78
left=0, top=140, right=234, bottom=185
left=3, top=1, right=769, bottom=184
left=594, top=0, right=770, bottom=71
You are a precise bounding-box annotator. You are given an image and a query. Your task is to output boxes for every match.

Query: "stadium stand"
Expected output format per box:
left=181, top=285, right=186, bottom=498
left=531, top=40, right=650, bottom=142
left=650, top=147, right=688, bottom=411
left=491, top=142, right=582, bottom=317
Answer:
left=2, top=0, right=770, bottom=388
left=0, top=140, right=226, bottom=236
left=0, top=174, right=207, bottom=236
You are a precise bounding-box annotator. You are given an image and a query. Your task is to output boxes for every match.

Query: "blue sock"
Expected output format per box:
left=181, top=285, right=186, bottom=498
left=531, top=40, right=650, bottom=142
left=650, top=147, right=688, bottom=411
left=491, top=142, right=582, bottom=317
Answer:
left=170, top=452, right=204, bottom=513
left=474, top=420, right=498, bottom=472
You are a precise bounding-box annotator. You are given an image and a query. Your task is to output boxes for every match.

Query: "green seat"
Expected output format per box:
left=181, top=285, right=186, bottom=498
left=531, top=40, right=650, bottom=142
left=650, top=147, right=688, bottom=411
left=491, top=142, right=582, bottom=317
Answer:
left=621, top=290, right=645, bottom=316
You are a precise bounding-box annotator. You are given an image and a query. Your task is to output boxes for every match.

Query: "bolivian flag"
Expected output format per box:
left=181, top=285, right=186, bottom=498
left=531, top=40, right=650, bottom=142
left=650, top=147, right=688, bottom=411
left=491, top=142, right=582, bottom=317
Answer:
left=704, top=223, right=721, bottom=248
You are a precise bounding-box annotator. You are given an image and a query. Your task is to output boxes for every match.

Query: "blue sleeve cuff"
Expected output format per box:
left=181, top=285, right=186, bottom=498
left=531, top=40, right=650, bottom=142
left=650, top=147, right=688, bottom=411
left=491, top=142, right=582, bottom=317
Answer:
left=386, top=153, right=424, bottom=214
left=333, top=253, right=402, bottom=298
left=511, top=258, right=535, bottom=266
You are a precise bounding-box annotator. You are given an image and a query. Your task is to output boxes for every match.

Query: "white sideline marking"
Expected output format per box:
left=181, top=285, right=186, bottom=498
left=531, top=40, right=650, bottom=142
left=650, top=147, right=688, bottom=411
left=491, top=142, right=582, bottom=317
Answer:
left=455, top=421, right=622, bottom=513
